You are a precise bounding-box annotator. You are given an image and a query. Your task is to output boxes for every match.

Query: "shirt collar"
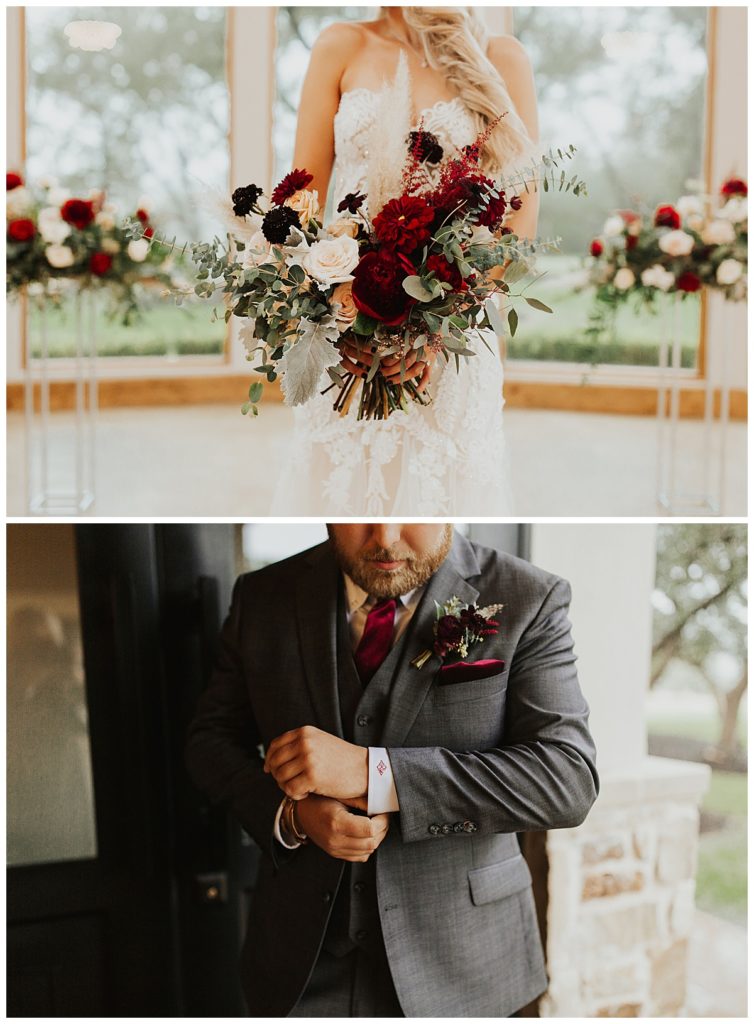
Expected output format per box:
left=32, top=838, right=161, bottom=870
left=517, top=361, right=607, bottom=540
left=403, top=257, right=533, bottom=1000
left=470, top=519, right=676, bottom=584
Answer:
left=343, top=572, right=424, bottom=614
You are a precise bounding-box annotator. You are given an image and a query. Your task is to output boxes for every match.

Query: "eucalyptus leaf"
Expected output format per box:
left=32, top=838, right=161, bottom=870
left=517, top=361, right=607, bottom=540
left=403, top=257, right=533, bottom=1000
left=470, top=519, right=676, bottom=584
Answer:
left=525, top=296, right=554, bottom=314
left=403, top=276, right=435, bottom=302
left=485, top=298, right=507, bottom=337
left=508, top=307, right=519, bottom=337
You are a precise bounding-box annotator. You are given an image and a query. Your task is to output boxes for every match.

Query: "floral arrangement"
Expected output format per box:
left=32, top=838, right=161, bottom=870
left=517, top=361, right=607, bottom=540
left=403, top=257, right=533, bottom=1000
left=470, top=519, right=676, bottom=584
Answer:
left=6, top=171, right=177, bottom=324
left=411, top=596, right=503, bottom=670
left=585, top=177, right=748, bottom=332
left=125, top=60, right=587, bottom=419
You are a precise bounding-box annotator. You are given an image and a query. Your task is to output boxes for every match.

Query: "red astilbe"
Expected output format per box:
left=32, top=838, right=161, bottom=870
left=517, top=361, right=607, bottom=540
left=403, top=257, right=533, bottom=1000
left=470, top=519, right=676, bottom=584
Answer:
left=271, top=168, right=314, bottom=205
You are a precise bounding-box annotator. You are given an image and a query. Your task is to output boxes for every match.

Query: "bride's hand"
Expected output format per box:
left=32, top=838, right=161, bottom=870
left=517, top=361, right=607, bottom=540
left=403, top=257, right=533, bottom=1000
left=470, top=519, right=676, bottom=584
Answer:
left=380, top=347, right=436, bottom=393
left=338, top=338, right=373, bottom=378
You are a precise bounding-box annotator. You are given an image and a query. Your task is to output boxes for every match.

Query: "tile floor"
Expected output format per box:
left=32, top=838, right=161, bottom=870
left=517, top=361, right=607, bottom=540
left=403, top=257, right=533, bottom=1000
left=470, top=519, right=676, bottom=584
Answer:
left=7, top=404, right=746, bottom=517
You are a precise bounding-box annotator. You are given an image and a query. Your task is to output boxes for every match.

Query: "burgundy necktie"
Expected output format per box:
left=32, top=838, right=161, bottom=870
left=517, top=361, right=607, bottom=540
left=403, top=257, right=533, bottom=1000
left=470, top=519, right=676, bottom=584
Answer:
left=353, top=597, right=397, bottom=685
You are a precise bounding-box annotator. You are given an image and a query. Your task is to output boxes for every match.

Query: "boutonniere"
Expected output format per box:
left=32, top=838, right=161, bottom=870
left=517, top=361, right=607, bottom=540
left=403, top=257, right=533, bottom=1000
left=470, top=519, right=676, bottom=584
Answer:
left=411, top=596, right=504, bottom=670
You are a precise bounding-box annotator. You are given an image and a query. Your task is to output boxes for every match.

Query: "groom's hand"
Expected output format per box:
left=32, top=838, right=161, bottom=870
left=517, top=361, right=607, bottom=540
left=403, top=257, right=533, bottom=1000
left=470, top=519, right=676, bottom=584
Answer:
left=264, top=725, right=368, bottom=802
left=295, top=795, right=389, bottom=863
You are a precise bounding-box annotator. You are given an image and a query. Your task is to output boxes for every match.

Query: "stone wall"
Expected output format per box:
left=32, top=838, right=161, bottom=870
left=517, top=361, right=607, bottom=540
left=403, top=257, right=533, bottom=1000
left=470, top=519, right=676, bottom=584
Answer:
left=540, top=756, right=710, bottom=1017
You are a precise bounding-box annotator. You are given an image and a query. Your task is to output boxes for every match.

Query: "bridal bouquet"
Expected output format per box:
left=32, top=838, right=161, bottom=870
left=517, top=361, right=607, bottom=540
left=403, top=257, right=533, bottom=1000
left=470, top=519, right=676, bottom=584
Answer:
left=125, top=65, right=587, bottom=419
left=586, top=177, right=748, bottom=328
left=6, top=172, right=177, bottom=324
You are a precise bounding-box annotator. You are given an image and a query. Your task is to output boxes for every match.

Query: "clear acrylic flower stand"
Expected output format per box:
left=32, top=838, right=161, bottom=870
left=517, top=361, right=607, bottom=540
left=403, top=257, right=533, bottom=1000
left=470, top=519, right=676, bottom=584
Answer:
left=24, top=285, right=98, bottom=513
left=656, top=290, right=733, bottom=515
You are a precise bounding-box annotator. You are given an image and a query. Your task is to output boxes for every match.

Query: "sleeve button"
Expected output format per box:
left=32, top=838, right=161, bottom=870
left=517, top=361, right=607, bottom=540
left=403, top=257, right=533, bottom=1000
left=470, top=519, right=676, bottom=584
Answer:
left=356, top=714, right=371, bottom=727
left=462, top=820, right=478, bottom=833
left=441, top=823, right=453, bottom=835
left=428, top=824, right=442, bottom=836
left=453, top=822, right=464, bottom=833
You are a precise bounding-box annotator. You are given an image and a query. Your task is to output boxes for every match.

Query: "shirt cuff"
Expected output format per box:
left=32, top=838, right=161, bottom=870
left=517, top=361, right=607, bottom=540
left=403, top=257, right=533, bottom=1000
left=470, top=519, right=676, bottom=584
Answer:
left=273, top=797, right=302, bottom=849
left=368, top=747, right=400, bottom=815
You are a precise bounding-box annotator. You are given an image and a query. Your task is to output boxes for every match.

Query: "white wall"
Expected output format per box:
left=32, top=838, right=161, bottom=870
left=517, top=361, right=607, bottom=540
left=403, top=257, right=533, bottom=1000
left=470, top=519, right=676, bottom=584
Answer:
left=530, top=524, right=657, bottom=777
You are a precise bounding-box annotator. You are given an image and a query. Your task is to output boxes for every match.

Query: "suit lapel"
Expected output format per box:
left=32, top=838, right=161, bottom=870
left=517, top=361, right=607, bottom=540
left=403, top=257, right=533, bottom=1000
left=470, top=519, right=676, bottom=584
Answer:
left=294, top=542, right=344, bottom=739
left=381, top=532, right=480, bottom=746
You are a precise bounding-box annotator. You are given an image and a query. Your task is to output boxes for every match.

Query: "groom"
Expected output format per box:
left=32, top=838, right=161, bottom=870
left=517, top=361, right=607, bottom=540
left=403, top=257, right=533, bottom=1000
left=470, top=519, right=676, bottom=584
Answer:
left=186, top=525, right=599, bottom=1017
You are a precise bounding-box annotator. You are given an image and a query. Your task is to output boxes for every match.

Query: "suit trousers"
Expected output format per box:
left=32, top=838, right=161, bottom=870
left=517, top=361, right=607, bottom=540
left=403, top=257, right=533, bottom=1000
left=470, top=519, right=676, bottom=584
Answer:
left=290, top=939, right=404, bottom=1017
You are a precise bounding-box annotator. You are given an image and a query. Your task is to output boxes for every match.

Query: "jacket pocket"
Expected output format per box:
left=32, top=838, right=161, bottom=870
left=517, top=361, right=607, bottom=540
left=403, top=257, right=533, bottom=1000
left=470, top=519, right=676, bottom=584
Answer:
left=433, top=668, right=507, bottom=706
left=468, top=854, right=533, bottom=906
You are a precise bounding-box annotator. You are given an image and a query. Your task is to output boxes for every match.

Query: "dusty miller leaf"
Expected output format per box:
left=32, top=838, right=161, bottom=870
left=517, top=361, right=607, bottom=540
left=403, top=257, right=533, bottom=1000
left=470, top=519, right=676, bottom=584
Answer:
left=279, top=316, right=341, bottom=407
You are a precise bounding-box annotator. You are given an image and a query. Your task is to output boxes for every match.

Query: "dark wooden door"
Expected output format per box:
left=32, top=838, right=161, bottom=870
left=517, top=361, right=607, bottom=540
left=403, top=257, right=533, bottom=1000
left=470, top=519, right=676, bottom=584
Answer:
left=7, top=524, right=253, bottom=1016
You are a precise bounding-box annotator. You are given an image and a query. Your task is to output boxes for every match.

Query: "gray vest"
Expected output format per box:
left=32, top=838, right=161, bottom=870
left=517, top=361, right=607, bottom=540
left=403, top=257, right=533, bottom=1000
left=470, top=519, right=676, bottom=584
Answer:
left=322, top=582, right=411, bottom=958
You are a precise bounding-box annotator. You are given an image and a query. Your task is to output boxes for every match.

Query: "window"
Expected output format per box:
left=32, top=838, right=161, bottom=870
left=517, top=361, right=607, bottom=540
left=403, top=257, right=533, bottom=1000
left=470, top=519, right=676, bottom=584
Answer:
left=273, top=6, right=376, bottom=201
left=25, top=6, right=229, bottom=359
left=7, top=525, right=97, bottom=866
left=510, top=7, right=709, bottom=368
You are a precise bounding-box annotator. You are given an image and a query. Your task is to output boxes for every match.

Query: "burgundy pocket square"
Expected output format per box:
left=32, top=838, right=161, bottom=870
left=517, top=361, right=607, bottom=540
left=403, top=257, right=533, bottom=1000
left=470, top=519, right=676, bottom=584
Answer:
left=438, top=659, right=506, bottom=685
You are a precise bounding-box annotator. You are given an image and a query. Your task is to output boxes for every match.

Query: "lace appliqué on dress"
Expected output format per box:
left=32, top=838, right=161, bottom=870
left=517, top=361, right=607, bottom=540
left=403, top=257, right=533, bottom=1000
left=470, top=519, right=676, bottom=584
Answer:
left=269, top=90, right=513, bottom=516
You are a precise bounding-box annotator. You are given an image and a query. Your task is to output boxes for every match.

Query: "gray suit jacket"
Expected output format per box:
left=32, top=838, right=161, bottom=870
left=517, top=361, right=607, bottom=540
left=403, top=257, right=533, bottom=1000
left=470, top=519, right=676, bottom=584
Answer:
left=185, top=532, right=599, bottom=1016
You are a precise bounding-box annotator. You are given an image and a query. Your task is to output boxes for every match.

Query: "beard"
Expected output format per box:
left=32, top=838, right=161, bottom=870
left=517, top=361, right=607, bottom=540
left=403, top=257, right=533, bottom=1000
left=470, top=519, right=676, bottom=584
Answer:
left=329, top=525, right=454, bottom=598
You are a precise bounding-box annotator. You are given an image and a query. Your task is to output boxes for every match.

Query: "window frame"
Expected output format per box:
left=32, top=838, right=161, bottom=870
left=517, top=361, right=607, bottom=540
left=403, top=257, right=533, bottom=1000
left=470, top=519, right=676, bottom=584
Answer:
left=6, top=6, right=746, bottom=419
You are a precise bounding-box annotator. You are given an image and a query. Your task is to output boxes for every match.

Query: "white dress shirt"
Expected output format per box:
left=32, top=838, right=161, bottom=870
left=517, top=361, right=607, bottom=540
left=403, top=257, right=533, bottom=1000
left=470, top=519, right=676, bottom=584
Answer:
left=274, top=572, right=424, bottom=848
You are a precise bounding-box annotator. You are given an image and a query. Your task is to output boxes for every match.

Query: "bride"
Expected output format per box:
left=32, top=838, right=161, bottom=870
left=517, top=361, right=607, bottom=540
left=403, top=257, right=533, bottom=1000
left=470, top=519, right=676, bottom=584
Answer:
left=270, top=6, right=540, bottom=515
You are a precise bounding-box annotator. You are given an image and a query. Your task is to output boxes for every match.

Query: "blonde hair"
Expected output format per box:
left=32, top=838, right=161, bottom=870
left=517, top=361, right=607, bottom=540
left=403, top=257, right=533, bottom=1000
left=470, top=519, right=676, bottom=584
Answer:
left=380, top=7, right=538, bottom=176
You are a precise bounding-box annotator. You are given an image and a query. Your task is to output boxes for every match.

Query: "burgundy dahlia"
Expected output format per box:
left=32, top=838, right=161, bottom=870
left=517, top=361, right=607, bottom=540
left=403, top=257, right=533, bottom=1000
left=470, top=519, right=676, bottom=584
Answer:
left=261, top=205, right=300, bottom=244
left=337, top=192, right=366, bottom=214
left=676, top=271, right=702, bottom=293
left=271, top=168, right=314, bottom=205
left=89, top=251, right=113, bottom=276
left=373, top=195, right=435, bottom=253
left=408, top=130, right=443, bottom=164
left=426, top=253, right=463, bottom=291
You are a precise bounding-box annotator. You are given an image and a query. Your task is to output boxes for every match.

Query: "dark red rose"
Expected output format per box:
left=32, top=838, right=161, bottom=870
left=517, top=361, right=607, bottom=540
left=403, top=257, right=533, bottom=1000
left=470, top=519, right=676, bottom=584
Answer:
left=625, top=233, right=638, bottom=250
left=590, top=239, right=604, bottom=257
left=721, top=178, right=747, bottom=198
left=351, top=249, right=415, bottom=325
left=61, top=198, right=95, bottom=230
left=676, top=271, right=702, bottom=293
left=654, top=204, right=680, bottom=230
left=271, top=168, right=313, bottom=205
left=89, top=251, right=113, bottom=276
left=426, top=252, right=463, bottom=291
left=373, top=195, right=434, bottom=252
left=143, top=226, right=155, bottom=238
left=8, top=218, right=36, bottom=242
left=7, top=172, right=23, bottom=190
left=135, top=208, right=150, bottom=223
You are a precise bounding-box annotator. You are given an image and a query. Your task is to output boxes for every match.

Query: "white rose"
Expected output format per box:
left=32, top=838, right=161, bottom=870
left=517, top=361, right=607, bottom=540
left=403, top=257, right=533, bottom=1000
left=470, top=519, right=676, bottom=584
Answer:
left=38, top=208, right=71, bottom=244
left=603, top=215, right=625, bottom=238
left=719, top=197, right=747, bottom=224
left=686, top=213, right=704, bottom=232
left=45, top=244, right=75, bottom=268
left=677, top=194, right=703, bottom=219
left=101, top=237, right=121, bottom=254
left=641, top=264, right=675, bottom=292
left=242, top=229, right=272, bottom=268
left=325, top=217, right=359, bottom=239
left=302, top=235, right=359, bottom=285
left=701, top=219, right=736, bottom=245
left=716, top=258, right=743, bottom=285
left=658, top=229, right=695, bottom=257
left=613, top=267, right=636, bottom=291
left=331, top=281, right=358, bottom=332
left=127, top=238, right=150, bottom=262
left=285, top=188, right=320, bottom=227
left=95, top=211, right=116, bottom=230
left=6, top=186, right=34, bottom=217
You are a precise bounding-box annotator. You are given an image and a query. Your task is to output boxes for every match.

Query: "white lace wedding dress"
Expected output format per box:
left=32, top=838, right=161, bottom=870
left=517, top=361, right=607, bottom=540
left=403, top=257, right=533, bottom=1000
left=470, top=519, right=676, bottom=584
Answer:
left=270, top=89, right=514, bottom=516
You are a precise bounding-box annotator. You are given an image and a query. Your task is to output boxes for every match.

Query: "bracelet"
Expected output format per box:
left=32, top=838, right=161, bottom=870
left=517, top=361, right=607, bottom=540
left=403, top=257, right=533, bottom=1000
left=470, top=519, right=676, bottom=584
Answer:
left=284, top=796, right=309, bottom=844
